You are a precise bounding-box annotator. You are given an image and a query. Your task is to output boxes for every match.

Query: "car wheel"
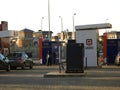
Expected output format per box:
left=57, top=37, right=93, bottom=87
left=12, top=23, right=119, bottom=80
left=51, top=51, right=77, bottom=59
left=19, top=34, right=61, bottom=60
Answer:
left=6, top=64, right=11, bottom=72
left=22, top=63, right=26, bottom=70
left=11, top=67, right=17, bottom=70
left=30, top=64, right=33, bottom=69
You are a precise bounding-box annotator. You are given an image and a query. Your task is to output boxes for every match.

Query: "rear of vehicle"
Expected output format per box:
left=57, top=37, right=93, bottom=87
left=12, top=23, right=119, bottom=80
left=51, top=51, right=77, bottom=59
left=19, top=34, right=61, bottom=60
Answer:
left=8, top=52, right=33, bottom=69
left=0, top=53, right=10, bottom=71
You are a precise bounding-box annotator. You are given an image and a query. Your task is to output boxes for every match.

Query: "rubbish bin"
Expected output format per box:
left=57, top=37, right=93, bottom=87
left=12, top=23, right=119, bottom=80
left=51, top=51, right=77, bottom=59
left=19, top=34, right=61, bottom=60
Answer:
left=66, top=43, right=84, bottom=73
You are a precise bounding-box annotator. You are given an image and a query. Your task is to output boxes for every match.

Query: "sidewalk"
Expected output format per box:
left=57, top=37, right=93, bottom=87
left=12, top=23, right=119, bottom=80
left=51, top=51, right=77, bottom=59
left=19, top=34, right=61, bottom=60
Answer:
left=33, top=59, right=120, bottom=78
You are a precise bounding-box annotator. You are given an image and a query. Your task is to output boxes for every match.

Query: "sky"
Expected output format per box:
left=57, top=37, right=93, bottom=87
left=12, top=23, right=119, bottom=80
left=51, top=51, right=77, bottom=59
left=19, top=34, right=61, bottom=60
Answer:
left=0, top=0, right=120, bottom=35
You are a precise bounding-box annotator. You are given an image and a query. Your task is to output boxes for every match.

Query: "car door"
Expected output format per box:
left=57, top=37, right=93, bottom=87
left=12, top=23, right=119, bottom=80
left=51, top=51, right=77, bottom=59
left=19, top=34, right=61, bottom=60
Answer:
left=24, top=53, right=31, bottom=66
left=0, top=59, right=4, bottom=69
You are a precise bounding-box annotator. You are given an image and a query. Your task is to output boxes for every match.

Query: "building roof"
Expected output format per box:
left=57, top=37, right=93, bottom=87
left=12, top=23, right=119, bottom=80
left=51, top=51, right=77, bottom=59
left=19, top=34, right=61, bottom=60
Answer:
left=20, top=28, right=34, bottom=32
left=75, top=23, right=112, bottom=30
left=42, top=31, right=53, bottom=34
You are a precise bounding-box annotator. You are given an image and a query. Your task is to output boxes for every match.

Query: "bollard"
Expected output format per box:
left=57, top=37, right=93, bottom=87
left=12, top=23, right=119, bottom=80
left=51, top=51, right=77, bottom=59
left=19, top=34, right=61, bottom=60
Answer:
left=85, top=57, right=87, bottom=69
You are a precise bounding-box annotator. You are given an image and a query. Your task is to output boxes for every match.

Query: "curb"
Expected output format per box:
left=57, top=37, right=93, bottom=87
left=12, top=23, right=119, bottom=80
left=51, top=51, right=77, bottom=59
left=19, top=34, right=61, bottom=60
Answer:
left=44, top=72, right=86, bottom=78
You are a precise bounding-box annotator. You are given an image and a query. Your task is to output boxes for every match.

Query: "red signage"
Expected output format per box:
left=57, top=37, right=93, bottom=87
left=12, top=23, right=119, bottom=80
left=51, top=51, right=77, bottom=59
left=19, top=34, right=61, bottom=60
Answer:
left=86, top=39, right=92, bottom=46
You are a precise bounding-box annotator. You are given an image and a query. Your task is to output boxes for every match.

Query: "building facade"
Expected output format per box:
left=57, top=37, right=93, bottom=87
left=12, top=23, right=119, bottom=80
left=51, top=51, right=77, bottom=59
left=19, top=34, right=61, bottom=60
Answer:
left=0, top=21, right=9, bottom=55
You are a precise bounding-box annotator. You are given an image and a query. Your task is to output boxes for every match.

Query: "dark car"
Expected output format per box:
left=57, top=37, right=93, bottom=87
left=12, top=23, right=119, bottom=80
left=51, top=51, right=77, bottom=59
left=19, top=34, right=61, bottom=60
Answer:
left=0, top=53, right=10, bottom=71
left=8, top=52, right=33, bottom=69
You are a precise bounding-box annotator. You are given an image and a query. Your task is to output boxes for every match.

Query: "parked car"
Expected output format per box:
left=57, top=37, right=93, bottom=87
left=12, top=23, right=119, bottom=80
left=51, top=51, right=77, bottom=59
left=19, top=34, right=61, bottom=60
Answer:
left=0, top=53, right=10, bottom=71
left=8, top=52, right=33, bottom=69
left=115, top=51, right=120, bottom=65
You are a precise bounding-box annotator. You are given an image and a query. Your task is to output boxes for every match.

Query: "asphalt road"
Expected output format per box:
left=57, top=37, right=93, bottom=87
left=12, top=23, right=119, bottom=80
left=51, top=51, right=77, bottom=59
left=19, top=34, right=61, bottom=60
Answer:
left=0, top=65, right=120, bottom=90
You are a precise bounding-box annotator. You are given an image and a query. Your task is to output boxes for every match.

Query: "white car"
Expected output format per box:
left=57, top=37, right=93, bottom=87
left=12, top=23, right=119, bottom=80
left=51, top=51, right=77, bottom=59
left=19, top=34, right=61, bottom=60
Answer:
left=0, top=53, right=11, bottom=71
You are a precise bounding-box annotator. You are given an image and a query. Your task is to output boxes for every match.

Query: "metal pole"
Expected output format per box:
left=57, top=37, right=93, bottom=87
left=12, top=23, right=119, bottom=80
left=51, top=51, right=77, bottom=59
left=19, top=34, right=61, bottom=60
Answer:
left=85, top=57, right=87, bottom=69
left=73, top=13, right=76, bottom=32
left=41, top=17, right=44, bottom=30
left=105, top=19, right=109, bottom=32
left=48, top=0, right=51, bottom=41
left=59, top=46, right=61, bottom=73
left=59, top=16, right=63, bottom=32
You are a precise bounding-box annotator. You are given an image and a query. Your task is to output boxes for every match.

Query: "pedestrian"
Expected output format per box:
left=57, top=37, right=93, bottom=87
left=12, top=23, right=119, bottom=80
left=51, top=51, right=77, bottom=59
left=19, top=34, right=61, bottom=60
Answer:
left=99, top=55, right=103, bottom=67
left=46, top=50, right=51, bottom=65
left=103, top=57, right=107, bottom=65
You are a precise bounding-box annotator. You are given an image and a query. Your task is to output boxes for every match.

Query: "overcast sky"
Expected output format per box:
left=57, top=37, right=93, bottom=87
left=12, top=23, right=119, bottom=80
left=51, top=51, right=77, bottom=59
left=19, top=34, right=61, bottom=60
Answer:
left=0, top=0, right=120, bottom=35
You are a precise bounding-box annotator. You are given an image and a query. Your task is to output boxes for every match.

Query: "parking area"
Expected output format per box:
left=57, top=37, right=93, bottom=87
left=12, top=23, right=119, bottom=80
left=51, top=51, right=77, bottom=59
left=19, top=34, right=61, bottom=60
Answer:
left=0, top=64, right=120, bottom=90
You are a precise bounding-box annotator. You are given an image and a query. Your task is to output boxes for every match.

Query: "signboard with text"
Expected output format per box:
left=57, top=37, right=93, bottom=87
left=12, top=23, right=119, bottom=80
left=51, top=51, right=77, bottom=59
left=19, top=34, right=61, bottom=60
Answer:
left=76, top=30, right=97, bottom=67
left=75, top=23, right=112, bottom=67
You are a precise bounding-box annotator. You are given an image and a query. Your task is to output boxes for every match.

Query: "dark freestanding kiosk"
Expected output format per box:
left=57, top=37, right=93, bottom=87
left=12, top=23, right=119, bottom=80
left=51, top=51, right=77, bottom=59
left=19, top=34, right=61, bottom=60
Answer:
left=66, top=43, right=84, bottom=73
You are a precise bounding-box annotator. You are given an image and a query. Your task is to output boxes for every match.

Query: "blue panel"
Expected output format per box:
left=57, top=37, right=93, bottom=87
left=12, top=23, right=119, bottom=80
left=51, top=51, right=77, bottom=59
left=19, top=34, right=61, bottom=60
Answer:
left=107, top=39, right=119, bottom=64
left=42, top=41, right=52, bottom=64
left=51, top=42, right=59, bottom=64
left=42, top=41, right=60, bottom=65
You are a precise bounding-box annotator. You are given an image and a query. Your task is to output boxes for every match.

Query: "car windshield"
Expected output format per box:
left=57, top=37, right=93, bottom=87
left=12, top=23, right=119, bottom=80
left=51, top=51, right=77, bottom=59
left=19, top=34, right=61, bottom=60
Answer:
left=14, top=53, right=22, bottom=57
left=10, top=53, right=22, bottom=57
left=0, top=54, right=5, bottom=60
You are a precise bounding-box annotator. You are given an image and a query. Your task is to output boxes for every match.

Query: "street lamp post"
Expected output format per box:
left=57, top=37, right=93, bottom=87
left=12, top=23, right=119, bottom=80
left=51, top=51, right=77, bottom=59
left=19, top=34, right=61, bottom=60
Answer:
left=59, top=16, right=63, bottom=32
left=41, top=17, right=44, bottom=30
left=105, top=19, right=109, bottom=33
left=48, top=0, right=51, bottom=41
left=73, top=13, right=76, bottom=32
left=72, top=13, right=76, bottom=40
